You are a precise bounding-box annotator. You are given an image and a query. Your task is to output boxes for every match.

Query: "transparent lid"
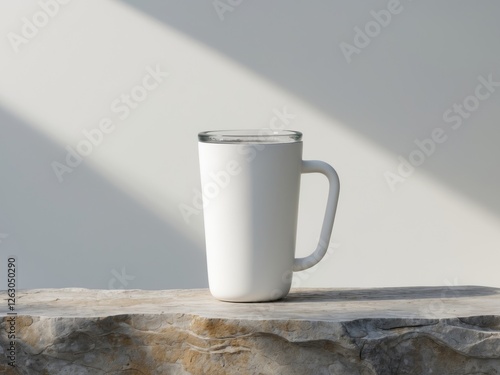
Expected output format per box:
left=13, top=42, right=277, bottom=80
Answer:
left=198, top=129, right=302, bottom=144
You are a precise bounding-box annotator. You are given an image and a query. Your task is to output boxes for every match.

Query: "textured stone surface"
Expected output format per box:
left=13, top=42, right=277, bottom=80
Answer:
left=1, top=286, right=500, bottom=374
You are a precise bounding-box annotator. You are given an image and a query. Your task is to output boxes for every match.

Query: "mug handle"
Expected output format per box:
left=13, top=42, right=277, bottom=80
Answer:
left=293, top=160, right=340, bottom=272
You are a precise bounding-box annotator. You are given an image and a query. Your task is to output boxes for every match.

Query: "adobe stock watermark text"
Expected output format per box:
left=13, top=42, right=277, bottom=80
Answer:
left=51, top=64, right=170, bottom=183
left=178, top=106, right=296, bottom=224
left=339, top=0, right=412, bottom=64
left=213, top=0, right=243, bottom=21
left=7, top=0, right=72, bottom=53
left=384, top=74, right=499, bottom=191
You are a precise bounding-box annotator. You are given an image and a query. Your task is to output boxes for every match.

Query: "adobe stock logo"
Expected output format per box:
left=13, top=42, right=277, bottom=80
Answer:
left=7, top=0, right=72, bottom=54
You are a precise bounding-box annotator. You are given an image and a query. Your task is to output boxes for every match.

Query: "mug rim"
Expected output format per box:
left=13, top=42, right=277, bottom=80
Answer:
left=198, top=129, right=302, bottom=144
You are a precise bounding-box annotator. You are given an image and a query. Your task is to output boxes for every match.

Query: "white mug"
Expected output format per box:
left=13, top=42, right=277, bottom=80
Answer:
left=198, top=130, right=340, bottom=302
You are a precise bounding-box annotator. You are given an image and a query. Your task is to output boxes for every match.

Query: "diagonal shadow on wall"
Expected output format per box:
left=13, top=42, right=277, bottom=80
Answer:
left=0, top=105, right=207, bottom=289
left=120, top=0, right=500, bottom=216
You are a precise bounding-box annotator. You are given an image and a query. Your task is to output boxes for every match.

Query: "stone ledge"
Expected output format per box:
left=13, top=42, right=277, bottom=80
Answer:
left=1, top=286, right=500, bottom=374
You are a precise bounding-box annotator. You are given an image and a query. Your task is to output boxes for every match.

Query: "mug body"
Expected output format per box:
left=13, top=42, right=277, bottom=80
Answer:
left=199, top=134, right=302, bottom=302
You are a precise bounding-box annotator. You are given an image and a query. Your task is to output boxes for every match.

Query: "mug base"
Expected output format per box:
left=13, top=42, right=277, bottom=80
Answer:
left=210, top=288, right=290, bottom=303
